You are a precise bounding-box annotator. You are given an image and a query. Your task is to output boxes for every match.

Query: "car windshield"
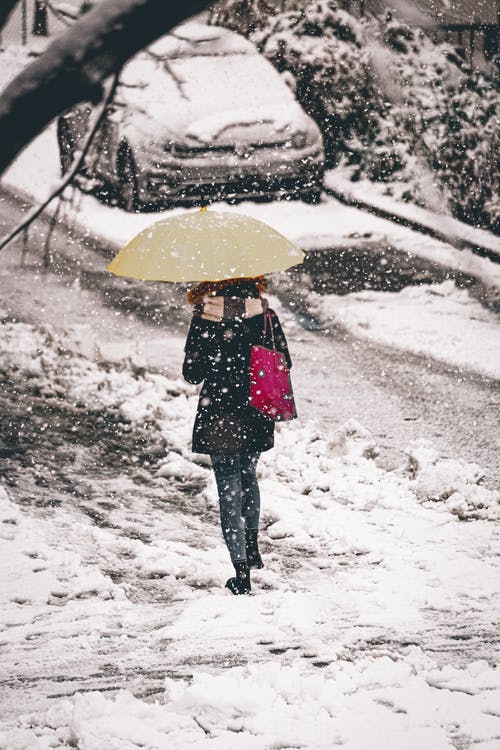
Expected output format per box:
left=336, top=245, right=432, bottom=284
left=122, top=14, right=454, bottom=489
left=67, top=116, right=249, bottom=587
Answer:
left=168, top=54, right=295, bottom=110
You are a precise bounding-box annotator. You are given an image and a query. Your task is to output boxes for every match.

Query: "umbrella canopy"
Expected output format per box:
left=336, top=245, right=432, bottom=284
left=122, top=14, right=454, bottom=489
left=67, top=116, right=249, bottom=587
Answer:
left=106, top=208, right=304, bottom=282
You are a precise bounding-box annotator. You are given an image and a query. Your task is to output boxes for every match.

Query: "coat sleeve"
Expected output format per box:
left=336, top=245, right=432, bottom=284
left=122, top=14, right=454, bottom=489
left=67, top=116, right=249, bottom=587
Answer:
left=182, top=317, right=210, bottom=384
left=269, top=310, right=292, bottom=369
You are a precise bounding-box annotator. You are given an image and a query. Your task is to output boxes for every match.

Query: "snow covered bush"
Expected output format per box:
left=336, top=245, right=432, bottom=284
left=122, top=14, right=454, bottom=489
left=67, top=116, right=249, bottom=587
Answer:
left=210, top=1, right=499, bottom=232
left=406, top=439, right=500, bottom=521
left=211, top=0, right=379, bottom=166
left=430, top=69, right=500, bottom=232
left=365, top=17, right=500, bottom=232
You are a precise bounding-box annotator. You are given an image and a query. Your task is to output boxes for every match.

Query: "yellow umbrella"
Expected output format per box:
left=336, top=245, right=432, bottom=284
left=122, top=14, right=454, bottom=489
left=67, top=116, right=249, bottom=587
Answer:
left=107, top=207, right=304, bottom=282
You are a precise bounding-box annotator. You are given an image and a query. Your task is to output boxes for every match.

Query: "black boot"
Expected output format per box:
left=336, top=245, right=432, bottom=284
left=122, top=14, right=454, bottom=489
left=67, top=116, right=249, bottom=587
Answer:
left=226, top=560, right=251, bottom=595
left=245, top=530, right=264, bottom=569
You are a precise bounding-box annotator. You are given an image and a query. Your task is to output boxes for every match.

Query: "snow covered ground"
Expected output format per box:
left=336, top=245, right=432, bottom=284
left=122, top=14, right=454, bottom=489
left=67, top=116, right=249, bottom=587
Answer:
left=0, top=295, right=499, bottom=748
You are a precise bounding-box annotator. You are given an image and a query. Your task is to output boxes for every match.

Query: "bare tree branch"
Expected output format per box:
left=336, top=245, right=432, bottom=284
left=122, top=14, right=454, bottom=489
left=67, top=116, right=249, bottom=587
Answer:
left=0, top=0, right=19, bottom=33
left=0, top=0, right=213, bottom=175
left=0, top=73, right=120, bottom=253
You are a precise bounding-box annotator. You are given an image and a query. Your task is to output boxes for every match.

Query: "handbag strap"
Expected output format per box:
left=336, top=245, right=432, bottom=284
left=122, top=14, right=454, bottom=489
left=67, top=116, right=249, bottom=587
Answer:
left=262, top=309, right=276, bottom=351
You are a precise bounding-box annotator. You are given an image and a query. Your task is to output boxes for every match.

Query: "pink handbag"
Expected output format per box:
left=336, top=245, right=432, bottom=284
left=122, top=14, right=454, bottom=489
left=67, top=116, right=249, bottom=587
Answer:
left=249, top=310, right=297, bottom=422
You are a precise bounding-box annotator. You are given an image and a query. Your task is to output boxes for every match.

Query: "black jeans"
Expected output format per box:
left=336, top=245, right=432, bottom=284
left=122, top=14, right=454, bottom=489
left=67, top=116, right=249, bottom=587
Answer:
left=210, top=452, right=261, bottom=563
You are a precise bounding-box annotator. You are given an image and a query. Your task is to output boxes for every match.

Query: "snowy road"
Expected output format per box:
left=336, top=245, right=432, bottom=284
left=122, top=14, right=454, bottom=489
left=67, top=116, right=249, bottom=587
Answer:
left=1, top=191, right=500, bottom=748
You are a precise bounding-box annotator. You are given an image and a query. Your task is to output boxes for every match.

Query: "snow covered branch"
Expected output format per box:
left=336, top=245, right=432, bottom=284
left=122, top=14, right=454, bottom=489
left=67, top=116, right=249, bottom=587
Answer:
left=0, top=0, right=213, bottom=175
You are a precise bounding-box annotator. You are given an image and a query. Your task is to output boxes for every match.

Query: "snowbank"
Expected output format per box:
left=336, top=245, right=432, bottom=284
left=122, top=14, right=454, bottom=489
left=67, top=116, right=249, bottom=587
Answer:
left=0, top=488, right=121, bottom=613
left=326, top=167, right=500, bottom=263
left=308, top=280, right=500, bottom=381
left=2, top=651, right=500, bottom=749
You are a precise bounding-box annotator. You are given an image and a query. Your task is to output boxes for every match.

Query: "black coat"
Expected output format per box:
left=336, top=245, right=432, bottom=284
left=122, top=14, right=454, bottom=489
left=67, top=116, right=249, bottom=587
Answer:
left=182, top=309, right=292, bottom=455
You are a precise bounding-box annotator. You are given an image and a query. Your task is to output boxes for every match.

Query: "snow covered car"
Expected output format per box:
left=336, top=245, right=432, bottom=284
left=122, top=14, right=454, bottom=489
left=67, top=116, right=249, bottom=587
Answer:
left=57, top=22, right=325, bottom=211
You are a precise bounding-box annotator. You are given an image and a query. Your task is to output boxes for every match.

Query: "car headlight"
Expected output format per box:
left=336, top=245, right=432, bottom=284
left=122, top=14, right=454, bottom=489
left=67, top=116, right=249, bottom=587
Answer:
left=291, top=131, right=307, bottom=149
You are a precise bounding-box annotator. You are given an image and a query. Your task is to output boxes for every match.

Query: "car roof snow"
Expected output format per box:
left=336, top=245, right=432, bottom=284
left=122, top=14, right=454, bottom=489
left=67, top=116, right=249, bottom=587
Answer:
left=147, top=21, right=256, bottom=59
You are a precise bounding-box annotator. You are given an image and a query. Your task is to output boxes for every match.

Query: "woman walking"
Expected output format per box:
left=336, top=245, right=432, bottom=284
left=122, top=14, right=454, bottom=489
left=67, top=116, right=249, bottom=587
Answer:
left=182, top=276, right=292, bottom=595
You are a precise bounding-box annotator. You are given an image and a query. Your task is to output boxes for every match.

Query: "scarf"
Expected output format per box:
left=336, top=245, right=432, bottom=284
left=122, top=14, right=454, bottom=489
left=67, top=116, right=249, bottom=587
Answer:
left=199, top=295, right=268, bottom=322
